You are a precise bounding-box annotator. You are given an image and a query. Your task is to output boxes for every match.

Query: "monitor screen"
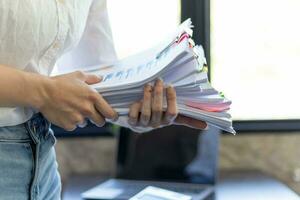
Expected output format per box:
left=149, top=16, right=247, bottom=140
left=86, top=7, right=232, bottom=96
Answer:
left=116, top=126, right=219, bottom=184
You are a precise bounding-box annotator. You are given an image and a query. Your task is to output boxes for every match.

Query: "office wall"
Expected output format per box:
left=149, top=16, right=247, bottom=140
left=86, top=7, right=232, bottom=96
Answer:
left=55, top=132, right=300, bottom=194
left=219, top=133, right=300, bottom=194
left=56, top=138, right=117, bottom=181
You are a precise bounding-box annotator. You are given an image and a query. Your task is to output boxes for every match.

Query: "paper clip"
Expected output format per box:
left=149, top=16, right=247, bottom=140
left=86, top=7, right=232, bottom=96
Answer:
left=155, top=38, right=178, bottom=60
left=155, top=32, right=191, bottom=60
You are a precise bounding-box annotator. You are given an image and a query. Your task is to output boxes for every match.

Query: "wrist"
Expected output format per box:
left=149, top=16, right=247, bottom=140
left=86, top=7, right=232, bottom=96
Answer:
left=23, top=72, right=54, bottom=110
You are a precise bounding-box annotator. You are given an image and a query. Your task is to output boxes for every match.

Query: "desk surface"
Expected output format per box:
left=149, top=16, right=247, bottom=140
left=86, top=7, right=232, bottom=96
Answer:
left=63, top=171, right=300, bottom=200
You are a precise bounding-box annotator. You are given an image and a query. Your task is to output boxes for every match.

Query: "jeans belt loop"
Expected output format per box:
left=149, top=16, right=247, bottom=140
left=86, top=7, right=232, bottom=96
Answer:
left=25, top=120, right=39, bottom=144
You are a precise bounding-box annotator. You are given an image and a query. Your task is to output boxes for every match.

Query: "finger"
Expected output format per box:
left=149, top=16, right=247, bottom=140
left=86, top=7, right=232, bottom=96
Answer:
left=65, top=125, right=76, bottom=132
left=93, top=94, right=118, bottom=121
left=71, top=113, right=85, bottom=126
left=72, top=71, right=87, bottom=80
left=140, top=84, right=152, bottom=126
left=89, top=107, right=106, bottom=127
left=163, top=85, right=178, bottom=125
left=128, top=101, right=142, bottom=126
left=62, top=122, right=77, bottom=132
left=71, top=71, right=102, bottom=85
left=54, top=71, right=86, bottom=80
left=53, top=121, right=76, bottom=132
left=151, top=79, right=164, bottom=127
left=85, top=74, right=103, bottom=85
left=77, top=119, right=88, bottom=128
left=174, top=115, right=208, bottom=130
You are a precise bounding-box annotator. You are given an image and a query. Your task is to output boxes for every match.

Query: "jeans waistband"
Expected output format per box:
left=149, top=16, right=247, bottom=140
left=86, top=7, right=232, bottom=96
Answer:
left=25, top=113, right=51, bottom=144
left=0, top=113, right=51, bottom=142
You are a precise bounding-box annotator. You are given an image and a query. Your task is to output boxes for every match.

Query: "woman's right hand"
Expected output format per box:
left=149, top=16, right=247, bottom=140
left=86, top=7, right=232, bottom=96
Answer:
left=38, top=71, right=118, bottom=131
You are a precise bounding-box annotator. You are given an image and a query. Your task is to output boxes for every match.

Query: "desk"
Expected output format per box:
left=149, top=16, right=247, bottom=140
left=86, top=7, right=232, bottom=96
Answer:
left=63, top=171, right=300, bottom=200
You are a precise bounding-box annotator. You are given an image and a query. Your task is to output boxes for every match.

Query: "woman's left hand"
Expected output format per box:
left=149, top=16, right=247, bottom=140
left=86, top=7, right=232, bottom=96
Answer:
left=128, top=79, right=208, bottom=130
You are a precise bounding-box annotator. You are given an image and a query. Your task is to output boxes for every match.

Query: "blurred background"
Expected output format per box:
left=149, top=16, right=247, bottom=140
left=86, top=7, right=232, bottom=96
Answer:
left=55, top=0, right=300, bottom=195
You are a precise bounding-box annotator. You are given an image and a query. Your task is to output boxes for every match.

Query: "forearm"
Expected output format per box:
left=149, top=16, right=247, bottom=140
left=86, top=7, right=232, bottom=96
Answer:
left=0, top=65, right=50, bottom=109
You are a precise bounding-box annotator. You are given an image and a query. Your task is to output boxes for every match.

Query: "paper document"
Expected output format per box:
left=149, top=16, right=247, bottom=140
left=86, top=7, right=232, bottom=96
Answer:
left=66, top=19, right=235, bottom=133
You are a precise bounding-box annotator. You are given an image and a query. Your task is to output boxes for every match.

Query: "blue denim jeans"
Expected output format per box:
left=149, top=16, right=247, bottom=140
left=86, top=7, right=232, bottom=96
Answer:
left=0, top=113, right=61, bottom=200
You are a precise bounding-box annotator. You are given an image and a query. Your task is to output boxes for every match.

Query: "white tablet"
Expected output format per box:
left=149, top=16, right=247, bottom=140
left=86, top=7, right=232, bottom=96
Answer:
left=129, top=186, right=192, bottom=200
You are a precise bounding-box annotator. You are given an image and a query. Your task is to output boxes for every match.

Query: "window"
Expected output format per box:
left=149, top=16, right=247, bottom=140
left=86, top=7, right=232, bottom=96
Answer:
left=56, top=0, right=300, bottom=136
left=107, top=0, right=181, bottom=59
left=210, top=0, right=300, bottom=121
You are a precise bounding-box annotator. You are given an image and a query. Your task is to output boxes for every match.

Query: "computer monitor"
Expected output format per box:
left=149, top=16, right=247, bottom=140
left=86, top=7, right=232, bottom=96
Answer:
left=116, top=125, right=220, bottom=185
left=81, top=125, right=219, bottom=200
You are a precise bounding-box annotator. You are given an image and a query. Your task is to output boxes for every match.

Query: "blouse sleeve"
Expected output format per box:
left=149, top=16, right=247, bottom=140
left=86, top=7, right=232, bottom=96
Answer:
left=56, top=0, right=117, bottom=71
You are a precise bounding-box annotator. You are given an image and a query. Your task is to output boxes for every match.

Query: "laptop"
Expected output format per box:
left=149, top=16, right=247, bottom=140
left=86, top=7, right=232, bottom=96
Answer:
left=82, top=125, right=220, bottom=200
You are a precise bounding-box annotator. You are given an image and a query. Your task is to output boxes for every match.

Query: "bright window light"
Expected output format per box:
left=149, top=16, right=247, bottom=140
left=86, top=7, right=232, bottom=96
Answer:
left=211, top=0, right=300, bottom=120
left=107, top=0, right=181, bottom=59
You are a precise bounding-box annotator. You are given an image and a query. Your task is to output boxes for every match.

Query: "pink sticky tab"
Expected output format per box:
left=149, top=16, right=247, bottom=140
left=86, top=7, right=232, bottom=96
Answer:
left=177, top=33, right=190, bottom=44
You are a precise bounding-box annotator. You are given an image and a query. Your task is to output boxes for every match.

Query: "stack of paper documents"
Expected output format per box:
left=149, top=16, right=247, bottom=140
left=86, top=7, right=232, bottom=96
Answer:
left=83, top=19, right=235, bottom=134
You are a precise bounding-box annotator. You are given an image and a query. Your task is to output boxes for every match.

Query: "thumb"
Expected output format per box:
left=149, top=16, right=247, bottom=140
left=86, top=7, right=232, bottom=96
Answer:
left=84, top=74, right=103, bottom=85
left=70, top=71, right=101, bottom=84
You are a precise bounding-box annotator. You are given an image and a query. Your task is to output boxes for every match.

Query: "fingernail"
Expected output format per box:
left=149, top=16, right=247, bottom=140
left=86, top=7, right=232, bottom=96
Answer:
left=96, top=122, right=105, bottom=127
left=98, top=75, right=103, bottom=81
left=128, top=118, right=136, bottom=126
left=145, top=83, right=151, bottom=89
left=145, top=84, right=153, bottom=92
left=166, top=115, right=176, bottom=123
left=112, top=113, right=119, bottom=122
left=90, top=119, right=105, bottom=127
left=77, top=120, right=88, bottom=128
left=166, top=84, right=173, bottom=89
left=203, top=124, right=209, bottom=130
left=157, top=77, right=163, bottom=82
left=140, top=119, right=148, bottom=127
left=152, top=124, right=160, bottom=128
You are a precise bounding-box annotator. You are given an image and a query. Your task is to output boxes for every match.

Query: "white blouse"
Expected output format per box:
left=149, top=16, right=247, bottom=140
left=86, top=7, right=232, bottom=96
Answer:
left=0, top=0, right=118, bottom=127
left=0, top=0, right=154, bottom=132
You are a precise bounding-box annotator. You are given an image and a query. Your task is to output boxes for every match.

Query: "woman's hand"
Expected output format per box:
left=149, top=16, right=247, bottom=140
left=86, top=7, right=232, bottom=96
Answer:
left=128, top=79, right=207, bottom=130
left=38, top=71, right=118, bottom=131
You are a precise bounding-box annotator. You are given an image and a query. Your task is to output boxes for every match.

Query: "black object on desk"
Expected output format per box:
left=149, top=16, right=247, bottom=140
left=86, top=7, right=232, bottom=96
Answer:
left=77, top=125, right=220, bottom=199
left=116, top=125, right=219, bottom=184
